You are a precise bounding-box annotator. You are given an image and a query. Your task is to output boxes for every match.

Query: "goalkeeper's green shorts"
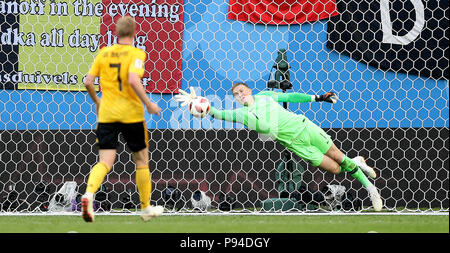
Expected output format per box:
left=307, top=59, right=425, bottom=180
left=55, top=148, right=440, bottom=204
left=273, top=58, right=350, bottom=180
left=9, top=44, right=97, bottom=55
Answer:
left=287, top=118, right=333, bottom=167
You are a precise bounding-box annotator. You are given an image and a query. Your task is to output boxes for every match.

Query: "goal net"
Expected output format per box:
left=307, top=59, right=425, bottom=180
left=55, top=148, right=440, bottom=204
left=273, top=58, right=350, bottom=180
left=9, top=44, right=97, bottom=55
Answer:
left=0, top=0, right=448, bottom=214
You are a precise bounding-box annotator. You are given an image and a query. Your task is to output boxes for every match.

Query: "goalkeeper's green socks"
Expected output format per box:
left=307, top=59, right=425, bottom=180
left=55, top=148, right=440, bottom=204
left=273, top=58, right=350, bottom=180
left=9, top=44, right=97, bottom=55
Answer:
left=136, top=166, right=151, bottom=209
left=86, top=162, right=111, bottom=194
left=340, top=156, right=372, bottom=188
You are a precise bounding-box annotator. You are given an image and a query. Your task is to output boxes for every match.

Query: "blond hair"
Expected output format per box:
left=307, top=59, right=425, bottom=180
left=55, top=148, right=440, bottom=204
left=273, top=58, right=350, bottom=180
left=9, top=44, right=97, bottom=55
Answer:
left=116, top=16, right=136, bottom=38
left=231, top=82, right=249, bottom=94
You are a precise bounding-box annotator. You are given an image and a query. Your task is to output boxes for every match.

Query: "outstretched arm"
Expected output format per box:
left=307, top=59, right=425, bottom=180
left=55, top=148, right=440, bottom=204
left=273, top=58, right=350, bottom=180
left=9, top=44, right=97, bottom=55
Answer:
left=313, top=92, right=339, bottom=103
left=257, top=91, right=338, bottom=104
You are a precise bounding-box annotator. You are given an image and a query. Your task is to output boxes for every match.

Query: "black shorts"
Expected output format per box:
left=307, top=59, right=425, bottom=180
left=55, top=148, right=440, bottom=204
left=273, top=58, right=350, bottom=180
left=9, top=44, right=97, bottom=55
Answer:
left=96, top=122, right=148, bottom=152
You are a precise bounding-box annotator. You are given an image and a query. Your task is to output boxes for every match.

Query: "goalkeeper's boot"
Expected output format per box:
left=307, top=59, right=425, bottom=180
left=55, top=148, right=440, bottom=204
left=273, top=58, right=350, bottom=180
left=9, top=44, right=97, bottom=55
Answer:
left=367, top=184, right=383, bottom=212
left=141, top=205, right=164, bottom=222
left=352, top=156, right=377, bottom=179
left=81, top=192, right=95, bottom=222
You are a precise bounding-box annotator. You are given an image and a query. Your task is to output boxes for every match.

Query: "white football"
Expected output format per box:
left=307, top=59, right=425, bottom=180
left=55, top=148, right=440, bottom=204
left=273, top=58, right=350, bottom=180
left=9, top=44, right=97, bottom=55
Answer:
left=189, top=97, right=210, bottom=118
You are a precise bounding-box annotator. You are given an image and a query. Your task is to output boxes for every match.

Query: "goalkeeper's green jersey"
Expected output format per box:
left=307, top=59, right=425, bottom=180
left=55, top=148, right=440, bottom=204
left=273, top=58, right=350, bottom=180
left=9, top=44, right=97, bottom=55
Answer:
left=209, top=91, right=314, bottom=148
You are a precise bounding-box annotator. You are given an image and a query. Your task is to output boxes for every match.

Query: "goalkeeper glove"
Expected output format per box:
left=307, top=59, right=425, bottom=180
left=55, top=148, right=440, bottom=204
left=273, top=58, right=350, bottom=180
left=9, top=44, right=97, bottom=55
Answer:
left=174, top=87, right=198, bottom=106
left=315, top=92, right=338, bottom=104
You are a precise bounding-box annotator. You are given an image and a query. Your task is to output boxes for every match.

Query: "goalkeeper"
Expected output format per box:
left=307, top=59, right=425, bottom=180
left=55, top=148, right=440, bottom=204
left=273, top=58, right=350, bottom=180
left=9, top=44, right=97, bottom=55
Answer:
left=176, top=83, right=382, bottom=211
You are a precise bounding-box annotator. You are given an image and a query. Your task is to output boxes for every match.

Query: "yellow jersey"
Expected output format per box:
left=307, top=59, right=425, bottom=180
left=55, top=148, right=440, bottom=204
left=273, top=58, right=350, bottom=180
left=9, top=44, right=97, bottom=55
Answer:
left=88, top=44, right=146, bottom=123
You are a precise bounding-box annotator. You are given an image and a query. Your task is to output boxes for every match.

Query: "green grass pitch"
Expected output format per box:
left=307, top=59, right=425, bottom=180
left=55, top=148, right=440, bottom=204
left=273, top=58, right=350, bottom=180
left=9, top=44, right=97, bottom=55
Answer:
left=0, top=214, right=448, bottom=233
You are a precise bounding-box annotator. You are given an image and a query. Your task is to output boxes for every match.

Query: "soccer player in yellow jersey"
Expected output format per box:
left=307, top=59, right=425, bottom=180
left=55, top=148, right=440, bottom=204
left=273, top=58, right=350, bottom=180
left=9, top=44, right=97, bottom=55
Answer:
left=81, top=16, right=163, bottom=222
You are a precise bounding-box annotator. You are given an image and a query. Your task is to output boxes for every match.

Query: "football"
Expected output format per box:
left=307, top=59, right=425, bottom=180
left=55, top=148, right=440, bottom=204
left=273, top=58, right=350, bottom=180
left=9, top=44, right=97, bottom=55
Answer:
left=190, top=190, right=211, bottom=211
left=189, top=97, right=210, bottom=118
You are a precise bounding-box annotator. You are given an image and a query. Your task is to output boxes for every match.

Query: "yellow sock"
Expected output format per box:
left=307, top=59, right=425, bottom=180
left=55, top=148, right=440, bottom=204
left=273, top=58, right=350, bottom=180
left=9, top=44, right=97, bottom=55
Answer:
left=136, top=166, right=151, bottom=209
left=86, top=162, right=110, bottom=194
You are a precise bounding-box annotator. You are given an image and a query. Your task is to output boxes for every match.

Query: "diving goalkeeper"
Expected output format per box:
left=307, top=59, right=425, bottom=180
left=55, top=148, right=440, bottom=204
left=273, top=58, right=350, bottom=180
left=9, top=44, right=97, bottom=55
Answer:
left=176, top=83, right=382, bottom=211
